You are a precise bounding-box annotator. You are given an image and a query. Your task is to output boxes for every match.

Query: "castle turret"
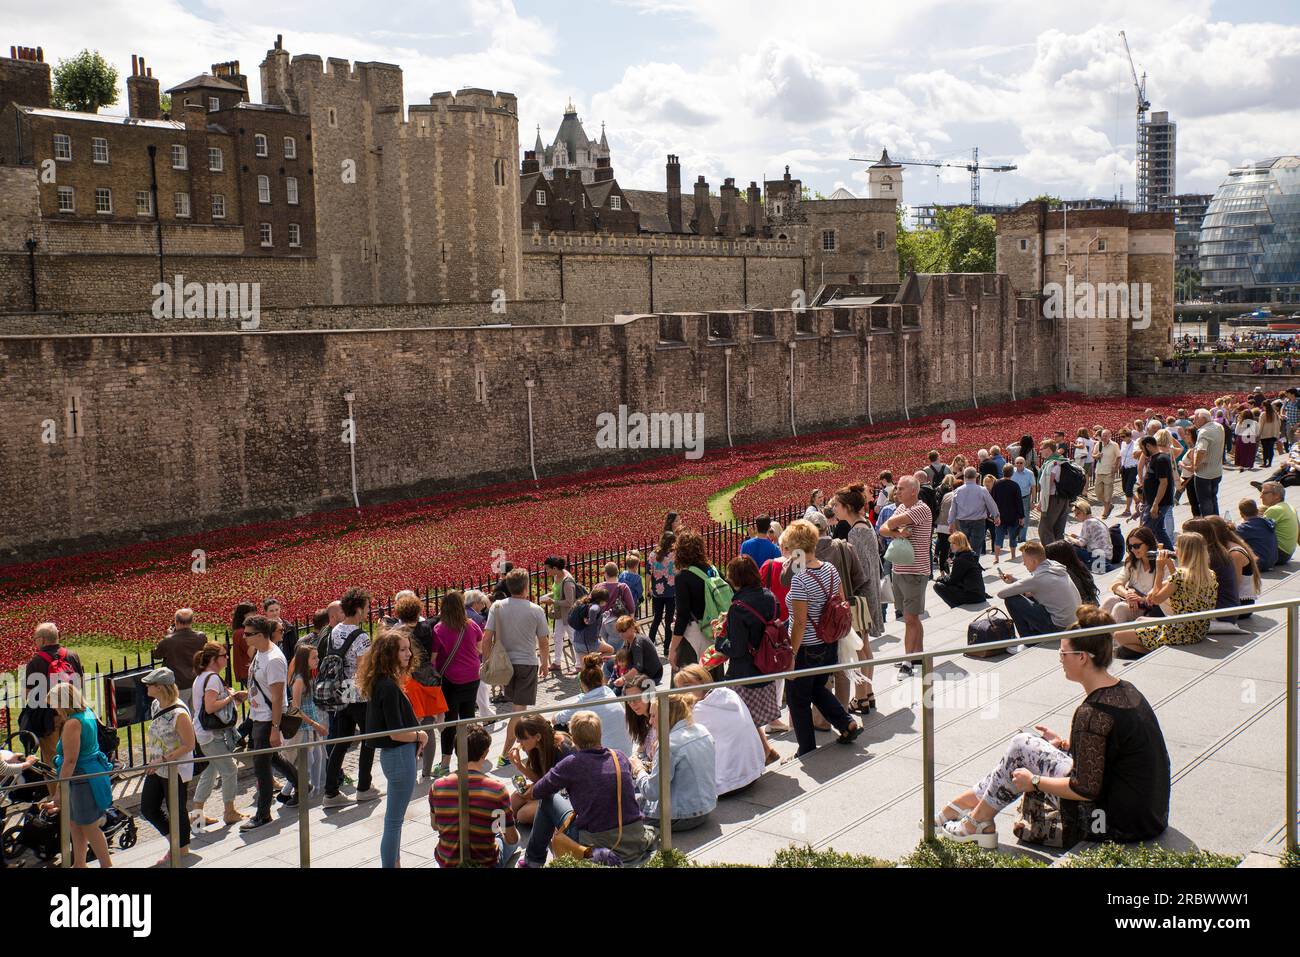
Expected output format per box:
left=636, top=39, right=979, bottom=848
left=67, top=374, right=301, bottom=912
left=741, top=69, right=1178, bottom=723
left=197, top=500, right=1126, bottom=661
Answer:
left=868, top=148, right=903, bottom=203
left=126, top=54, right=160, bottom=119
left=666, top=154, right=683, bottom=233
left=259, top=34, right=294, bottom=110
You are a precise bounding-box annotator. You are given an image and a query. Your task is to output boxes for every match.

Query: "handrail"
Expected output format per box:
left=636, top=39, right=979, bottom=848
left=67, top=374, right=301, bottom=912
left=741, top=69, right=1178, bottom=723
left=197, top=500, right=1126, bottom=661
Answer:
left=5, top=598, right=1297, bottom=867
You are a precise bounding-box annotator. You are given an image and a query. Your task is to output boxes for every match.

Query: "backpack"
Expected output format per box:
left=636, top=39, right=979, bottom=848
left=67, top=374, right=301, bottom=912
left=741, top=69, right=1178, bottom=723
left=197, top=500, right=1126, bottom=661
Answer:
left=810, top=566, right=850, bottom=645
left=1053, top=461, right=1085, bottom=500
left=313, top=627, right=363, bottom=712
left=567, top=598, right=593, bottom=631
left=568, top=601, right=601, bottom=646
left=1109, top=523, right=1125, bottom=566
left=925, top=462, right=949, bottom=488
left=607, top=582, right=631, bottom=617
left=687, top=565, right=733, bottom=640
left=39, top=649, right=77, bottom=686
left=727, top=599, right=793, bottom=675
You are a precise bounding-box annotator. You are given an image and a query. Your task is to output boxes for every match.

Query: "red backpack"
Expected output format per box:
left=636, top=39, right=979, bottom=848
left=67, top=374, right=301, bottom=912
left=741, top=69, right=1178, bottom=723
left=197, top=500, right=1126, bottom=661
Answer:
left=40, top=649, right=78, bottom=685
left=810, top=568, right=851, bottom=645
left=729, top=599, right=794, bottom=675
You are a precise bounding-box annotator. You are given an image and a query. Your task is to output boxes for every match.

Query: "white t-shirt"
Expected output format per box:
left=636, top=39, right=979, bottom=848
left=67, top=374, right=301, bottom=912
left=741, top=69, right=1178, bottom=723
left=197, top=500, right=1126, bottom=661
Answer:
left=248, top=645, right=288, bottom=722
left=147, top=699, right=194, bottom=782
left=692, top=688, right=765, bottom=795
left=190, top=670, right=233, bottom=745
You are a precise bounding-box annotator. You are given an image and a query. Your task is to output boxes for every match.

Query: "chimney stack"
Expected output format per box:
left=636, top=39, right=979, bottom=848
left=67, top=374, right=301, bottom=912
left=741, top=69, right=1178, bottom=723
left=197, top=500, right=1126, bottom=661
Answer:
left=691, top=175, right=715, bottom=236
left=666, top=154, right=683, bottom=233
left=521, top=150, right=540, bottom=175
left=5, top=45, right=52, bottom=108
left=594, top=155, right=613, bottom=183
left=747, top=181, right=761, bottom=235
left=718, top=177, right=739, bottom=238
left=211, top=59, right=248, bottom=97
left=127, top=54, right=161, bottom=119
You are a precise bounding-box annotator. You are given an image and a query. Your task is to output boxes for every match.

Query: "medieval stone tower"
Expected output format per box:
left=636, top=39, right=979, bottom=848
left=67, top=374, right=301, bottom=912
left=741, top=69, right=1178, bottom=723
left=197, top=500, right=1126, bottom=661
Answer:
left=260, top=37, right=521, bottom=306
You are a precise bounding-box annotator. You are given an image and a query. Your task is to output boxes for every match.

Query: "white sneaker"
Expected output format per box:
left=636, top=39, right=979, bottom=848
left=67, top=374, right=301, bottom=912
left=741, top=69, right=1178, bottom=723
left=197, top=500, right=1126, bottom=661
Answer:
left=321, top=792, right=353, bottom=808
left=189, top=811, right=206, bottom=834
left=354, top=787, right=381, bottom=802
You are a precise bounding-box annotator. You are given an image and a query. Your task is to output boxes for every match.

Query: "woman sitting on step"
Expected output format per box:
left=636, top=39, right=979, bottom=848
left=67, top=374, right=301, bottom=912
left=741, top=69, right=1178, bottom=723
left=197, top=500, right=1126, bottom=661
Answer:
left=933, top=532, right=987, bottom=608
left=937, top=605, right=1170, bottom=850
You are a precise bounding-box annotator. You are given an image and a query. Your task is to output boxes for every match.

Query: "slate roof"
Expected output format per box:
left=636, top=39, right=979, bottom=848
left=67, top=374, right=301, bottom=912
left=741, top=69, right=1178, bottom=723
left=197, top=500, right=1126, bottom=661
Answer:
left=166, top=74, right=246, bottom=94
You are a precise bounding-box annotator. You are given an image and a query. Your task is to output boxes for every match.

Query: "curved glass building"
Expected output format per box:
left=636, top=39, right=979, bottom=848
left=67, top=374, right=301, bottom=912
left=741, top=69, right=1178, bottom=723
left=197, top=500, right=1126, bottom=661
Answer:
left=1199, top=156, right=1300, bottom=304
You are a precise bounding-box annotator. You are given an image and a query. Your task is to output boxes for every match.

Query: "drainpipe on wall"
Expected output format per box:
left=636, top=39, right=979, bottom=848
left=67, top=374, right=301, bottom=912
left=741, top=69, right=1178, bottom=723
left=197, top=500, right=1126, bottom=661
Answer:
left=788, top=341, right=798, bottom=438
left=970, top=303, right=979, bottom=410
left=902, top=335, right=910, bottom=420
left=343, top=389, right=360, bottom=511
left=724, top=348, right=734, bottom=447
left=866, top=338, right=874, bottom=425
left=24, top=237, right=38, bottom=311
left=525, top=378, right=539, bottom=481
left=147, top=144, right=164, bottom=286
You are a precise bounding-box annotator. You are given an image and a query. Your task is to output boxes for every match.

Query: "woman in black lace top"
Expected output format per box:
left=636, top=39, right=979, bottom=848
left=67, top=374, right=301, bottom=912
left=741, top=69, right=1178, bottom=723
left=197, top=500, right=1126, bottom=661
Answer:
left=936, top=605, right=1170, bottom=849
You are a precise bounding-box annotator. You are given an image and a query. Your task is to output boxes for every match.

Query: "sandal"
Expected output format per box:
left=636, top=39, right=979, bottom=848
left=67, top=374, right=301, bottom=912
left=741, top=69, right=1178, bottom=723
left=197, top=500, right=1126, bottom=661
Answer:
left=919, top=801, right=966, bottom=831
left=836, top=722, right=863, bottom=745
left=941, top=815, right=998, bottom=849
left=848, top=694, right=876, bottom=715
left=764, top=748, right=781, bottom=766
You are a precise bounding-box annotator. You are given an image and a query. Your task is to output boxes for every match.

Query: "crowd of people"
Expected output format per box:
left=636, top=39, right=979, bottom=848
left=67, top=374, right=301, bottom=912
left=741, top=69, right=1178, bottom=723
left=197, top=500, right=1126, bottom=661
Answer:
left=13, top=388, right=1299, bottom=868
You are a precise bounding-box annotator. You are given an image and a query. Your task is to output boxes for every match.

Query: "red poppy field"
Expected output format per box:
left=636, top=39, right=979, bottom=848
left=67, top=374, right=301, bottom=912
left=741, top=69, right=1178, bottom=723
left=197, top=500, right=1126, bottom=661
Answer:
left=0, top=391, right=1221, bottom=669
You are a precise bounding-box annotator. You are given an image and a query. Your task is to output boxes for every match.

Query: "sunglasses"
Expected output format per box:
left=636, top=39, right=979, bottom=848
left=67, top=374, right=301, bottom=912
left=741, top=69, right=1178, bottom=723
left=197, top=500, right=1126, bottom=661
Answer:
left=1127, top=541, right=1147, bottom=549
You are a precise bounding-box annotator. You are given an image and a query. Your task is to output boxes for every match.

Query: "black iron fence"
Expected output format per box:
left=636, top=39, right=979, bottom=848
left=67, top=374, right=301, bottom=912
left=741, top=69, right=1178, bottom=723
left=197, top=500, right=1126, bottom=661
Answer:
left=2, top=504, right=802, bottom=770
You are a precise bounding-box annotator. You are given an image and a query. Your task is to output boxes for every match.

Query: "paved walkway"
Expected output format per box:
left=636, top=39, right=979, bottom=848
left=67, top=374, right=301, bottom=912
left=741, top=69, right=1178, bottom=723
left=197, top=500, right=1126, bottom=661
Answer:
left=31, top=462, right=1300, bottom=868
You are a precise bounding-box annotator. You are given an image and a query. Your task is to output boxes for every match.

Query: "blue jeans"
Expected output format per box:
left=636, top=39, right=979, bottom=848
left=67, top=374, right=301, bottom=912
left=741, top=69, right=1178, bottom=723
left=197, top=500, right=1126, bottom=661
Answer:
left=1018, top=494, right=1032, bottom=544
left=958, top=519, right=988, bottom=555
left=378, top=743, right=417, bottom=868
left=1004, top=594, right=1057, bottom=637
left=1193, top=475, right=1221, bottom=516
left=1142, top=506, right=1174, bottom=549
left=526, top=791, right=576, bottom=866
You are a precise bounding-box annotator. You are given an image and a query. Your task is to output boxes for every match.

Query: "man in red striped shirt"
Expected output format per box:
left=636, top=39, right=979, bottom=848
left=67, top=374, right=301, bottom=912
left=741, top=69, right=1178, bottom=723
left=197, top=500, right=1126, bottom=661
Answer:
left=430, top=725, right=518, bottom=867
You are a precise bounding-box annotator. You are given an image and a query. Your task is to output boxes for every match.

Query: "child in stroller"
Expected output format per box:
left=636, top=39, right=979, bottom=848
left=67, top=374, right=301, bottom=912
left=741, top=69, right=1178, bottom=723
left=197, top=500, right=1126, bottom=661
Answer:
left=1, top=732, right=136, bottom=867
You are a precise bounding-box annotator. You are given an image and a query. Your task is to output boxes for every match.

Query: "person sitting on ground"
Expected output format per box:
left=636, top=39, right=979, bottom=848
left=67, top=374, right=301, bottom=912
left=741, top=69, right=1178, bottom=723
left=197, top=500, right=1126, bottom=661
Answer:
left=430, top=724, right=518, bottom=868
left=933, top=531, right=987, bottom=608
left=610, top=614, right=664, bottom=692
left=1113, top=532, right=1218, bottom=658
left=1233, top=498, right=1278, bottom=572
left=1183, top=517, right=1242, bottom=614
left=519, top=711, right=656, bottom=867
left=995, top=541, right=1081, bottom=637
left=556, top=654, right=635, bottom=758
left=1260, top=482, right=1297, bottom=564
left=506, top=715, right=574, bottom=827
left=1203, top=515, right=1262, bottom=617
left=742, top=514, right=782, bottom=567
left=1064, top=500, right=1111, bottom=572
left=1044, top=541, right=1101, bottom=606
left=630, top=693, right=717, bottom=832
left=938, top=605, right=1170, bottom=849
left=622, top=689, right=656, bottom=762
left=1101, top=526, right=1162, bottom=624
left=673, top=662, right=765, bottom=792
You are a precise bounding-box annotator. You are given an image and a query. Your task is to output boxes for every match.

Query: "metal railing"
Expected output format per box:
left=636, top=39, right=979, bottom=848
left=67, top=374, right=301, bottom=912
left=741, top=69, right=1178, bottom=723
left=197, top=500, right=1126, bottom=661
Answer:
left=3, top=597, right=1295, bottom=868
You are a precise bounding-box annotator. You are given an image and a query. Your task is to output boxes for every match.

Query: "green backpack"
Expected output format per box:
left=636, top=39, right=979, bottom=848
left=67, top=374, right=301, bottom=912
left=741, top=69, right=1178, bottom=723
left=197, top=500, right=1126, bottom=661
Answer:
left=687, top=565, right=733, bottom=640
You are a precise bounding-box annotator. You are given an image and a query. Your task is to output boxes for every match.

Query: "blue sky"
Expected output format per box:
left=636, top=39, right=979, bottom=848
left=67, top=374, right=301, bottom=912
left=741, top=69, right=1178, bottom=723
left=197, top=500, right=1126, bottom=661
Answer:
left=17, top=0, right=1300, bottom=213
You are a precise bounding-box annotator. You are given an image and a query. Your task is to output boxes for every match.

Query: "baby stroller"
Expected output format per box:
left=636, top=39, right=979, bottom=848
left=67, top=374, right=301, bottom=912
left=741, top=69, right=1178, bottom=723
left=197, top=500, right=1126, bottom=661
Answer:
left=0, top=732, right=136, bottom=866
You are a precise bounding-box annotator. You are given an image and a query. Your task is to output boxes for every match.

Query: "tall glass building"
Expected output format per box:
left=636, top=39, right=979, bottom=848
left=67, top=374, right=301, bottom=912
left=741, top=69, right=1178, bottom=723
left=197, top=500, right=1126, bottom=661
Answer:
left=1199, top=156, right=1300, bottom=304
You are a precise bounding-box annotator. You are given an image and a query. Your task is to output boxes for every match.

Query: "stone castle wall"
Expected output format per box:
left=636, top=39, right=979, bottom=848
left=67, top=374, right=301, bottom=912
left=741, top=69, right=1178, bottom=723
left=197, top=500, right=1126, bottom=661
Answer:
left=0, top=273, right=1057, bottom=560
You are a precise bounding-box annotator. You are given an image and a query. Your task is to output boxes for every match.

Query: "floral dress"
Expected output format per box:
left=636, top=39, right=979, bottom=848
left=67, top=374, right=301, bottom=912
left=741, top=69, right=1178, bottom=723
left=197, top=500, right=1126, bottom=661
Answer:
left=1136, top=569, right=1216, bottom=650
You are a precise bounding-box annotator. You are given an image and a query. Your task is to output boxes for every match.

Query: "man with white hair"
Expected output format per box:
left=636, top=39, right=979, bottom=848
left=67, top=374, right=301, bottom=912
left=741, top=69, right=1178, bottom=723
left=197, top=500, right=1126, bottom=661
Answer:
left=880, top=475, right=932, bottom=677
left=1191, top=408, right=1226, bottom=516
left=20, top=623, right=84, bottom=795
left=152, top=607, right=208, bottom=691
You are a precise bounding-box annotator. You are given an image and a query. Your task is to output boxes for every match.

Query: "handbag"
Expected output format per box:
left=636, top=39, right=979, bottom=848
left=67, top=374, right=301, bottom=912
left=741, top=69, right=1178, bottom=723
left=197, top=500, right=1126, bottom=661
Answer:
left=480, top=634, right=515, bottom=687
left=965, top=608, right=1016, bottom=659
left=414, top=626, right=466, bottom=688
left=884, top=536, right=915, bottom=566
left=879, top=575, right=893, bottom=604
left=195, top=672, right=237, bottom=732
left=1013, top=790, right=1064, bottom=847
left=249, top=670, right=303, bottom=739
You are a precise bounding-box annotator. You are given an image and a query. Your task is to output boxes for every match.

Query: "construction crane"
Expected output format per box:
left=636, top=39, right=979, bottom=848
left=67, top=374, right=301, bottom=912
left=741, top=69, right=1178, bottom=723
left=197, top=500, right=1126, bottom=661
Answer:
left=1120, top=30, right=1153, bottom=211
left=851, top=147, right=1017, bottom=209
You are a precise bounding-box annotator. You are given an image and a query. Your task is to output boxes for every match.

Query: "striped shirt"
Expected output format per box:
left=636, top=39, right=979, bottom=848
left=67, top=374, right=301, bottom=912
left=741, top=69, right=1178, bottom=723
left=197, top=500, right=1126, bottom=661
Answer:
left=430, top=771, right=514, bottom=867
left=890, top=502, right=933, bottom=576
left=787, top=562, right=841, bottom=647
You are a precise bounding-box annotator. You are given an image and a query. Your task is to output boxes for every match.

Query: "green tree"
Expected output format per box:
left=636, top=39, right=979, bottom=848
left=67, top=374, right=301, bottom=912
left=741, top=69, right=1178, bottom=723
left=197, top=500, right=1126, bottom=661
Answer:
left=159, top=92, right=172, bottom=115
left=1028, top=194, right=1063, bottom=207
left=1175, top=266, right=1202, bottom=303
left=52, top=50, right=118, bottom=113
left=897, top=205, right=996, bottom=277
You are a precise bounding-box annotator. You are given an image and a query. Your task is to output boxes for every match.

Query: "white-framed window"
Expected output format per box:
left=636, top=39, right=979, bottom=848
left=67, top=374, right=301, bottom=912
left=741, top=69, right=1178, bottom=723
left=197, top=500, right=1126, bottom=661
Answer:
left=257, top=175, right=271, bottom=204
left=821, top=229, right=837, bottom=251
left=610, top=195, right=622, bottom=211
left=91, top=137, right=108, bottom=164
left=288, top=223, right=301, bottom=247
left=254, top=133, right=268, bottom=157
left=208, top=147, right=223, bottom=172
left=286, top=176, right=298, bottom=205
left=171, top=144, right=187, bottom=169
left=53, top=133, right=72, bottom=160
left=174, top=192, right=191, bottom=217
left=136, top=190, right=152, bottom=215
left=536, top=190, right=547, bottom=206
left=1098, top=239, right=1108, bottom=252
left=211, top=193, right=226, bottom=219
left=94, top=187, right=112, bottom=214
left=259, top=222, right=273, bottom=247
left=283, top=136, right=296, bottom=159
left=57, top=186, right=74, bottom=212
left=208, top=96, right=220, bottom=113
